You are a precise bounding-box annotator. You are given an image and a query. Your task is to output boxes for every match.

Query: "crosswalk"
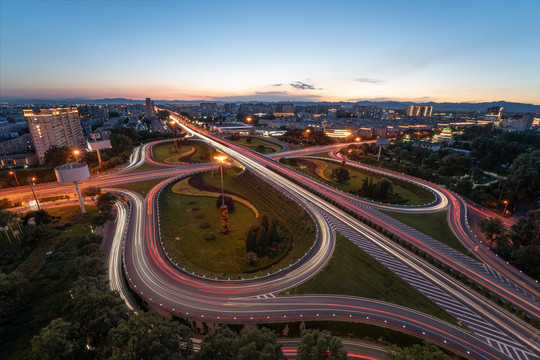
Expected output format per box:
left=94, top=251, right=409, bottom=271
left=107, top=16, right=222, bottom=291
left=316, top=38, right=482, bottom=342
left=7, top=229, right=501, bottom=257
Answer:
left=322, top=211, right=539, bottom=360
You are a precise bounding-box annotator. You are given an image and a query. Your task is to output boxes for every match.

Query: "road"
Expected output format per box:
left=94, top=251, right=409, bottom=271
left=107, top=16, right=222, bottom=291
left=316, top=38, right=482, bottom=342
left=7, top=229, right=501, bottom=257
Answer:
left=4, top=113, right=539, bottom=359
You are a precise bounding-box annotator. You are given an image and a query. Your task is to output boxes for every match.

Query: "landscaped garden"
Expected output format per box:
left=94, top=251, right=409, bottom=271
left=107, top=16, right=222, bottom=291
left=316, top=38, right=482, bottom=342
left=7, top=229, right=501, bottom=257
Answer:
left=227, top=135, right=283, bottom=154
left=281, top=157, right=435, bottom=206
left=151, top=139, right=211, bottom=164
left=159, top=167, right=317, bottom=278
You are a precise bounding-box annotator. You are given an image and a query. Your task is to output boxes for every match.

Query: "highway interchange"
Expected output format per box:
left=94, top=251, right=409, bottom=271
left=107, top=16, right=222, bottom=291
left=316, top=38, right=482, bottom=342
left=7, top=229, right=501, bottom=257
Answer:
left=3, top=113, right=539, bottom=359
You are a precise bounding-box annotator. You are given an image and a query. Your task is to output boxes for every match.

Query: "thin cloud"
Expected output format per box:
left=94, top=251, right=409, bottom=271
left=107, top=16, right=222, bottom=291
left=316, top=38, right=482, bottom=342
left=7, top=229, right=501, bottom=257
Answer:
left=290, top=81, right=315, bottom=90
left=255, top=91, right=288, bottom=95
left=356, top=77, right=385, bottom=84
left=271, top=83, right=283, bottom=87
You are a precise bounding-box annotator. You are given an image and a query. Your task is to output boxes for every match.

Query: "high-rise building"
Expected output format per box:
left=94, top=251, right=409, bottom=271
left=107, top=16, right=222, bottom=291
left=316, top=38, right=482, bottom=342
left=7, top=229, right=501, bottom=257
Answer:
left=224, top=103, right=236, bottom=114
left=407, top=105, right=433, bottom=117
left=146, top=98, right=156, bottom=118
left=354, top=105, right=382, bottom=119
left=24, top=107, right=84, bottom=164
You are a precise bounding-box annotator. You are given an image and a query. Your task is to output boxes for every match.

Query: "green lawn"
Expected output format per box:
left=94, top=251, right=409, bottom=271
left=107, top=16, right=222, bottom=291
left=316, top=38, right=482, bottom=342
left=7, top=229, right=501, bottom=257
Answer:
left=287, top=233, right=458, bottom=325
left=380, top=210, right=471, bottom=256
left=112, top=178, right=167, bottom=197
left=290, top=158, right=434, bottom=206
left=151, top=140, right=210, bottom=163
left=228, top=136, right=283, bottom=154
left=159, top=168, right=317, bottom=278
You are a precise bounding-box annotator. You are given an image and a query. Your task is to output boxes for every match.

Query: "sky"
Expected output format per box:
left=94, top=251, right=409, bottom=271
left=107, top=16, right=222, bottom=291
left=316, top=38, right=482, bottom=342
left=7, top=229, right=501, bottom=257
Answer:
left=1, top=0, right=539, bottom=104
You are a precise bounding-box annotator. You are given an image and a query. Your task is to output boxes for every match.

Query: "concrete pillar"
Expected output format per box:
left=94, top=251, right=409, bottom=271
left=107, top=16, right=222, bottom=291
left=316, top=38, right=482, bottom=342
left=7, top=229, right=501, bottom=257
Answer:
left=74, top=181, right=86, bottom=213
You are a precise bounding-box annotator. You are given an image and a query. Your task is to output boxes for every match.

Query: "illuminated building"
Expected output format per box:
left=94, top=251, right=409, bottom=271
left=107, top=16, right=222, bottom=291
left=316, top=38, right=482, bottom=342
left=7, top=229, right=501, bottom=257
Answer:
left=407, top=105, right=433, bottom=117
left=24, top=107, right=84, bottom=164
left=146, top=97, right=156, bottom=118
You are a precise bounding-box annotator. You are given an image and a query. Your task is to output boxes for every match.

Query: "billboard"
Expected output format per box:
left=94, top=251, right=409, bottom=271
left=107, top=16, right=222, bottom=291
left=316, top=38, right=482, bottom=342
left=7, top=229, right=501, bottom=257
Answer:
left=377, top=138, right=389, bottom=146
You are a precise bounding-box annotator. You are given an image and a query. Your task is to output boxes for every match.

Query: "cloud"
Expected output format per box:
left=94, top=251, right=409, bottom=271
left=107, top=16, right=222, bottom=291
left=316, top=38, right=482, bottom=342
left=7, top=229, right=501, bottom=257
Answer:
left=255, top=91, right=288, bottom=95
left=290, top=81, right=315, bottom=90
left=355, top=77, right=385, bottom=84
left=271, top=83, right=283, bottom=87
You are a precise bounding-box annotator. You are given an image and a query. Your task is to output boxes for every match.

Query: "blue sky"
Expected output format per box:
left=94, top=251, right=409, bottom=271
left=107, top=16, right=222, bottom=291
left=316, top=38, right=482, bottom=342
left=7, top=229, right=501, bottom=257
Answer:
left=1, top=0, right=539, bottom=103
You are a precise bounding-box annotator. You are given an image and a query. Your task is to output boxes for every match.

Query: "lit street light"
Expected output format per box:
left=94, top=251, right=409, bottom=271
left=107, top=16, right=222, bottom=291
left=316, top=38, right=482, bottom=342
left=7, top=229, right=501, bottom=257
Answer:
left=9, top=171, right=20, bottom=187
left=503, top=200, right=509, bottom=215
left=214, top=154, right=228, bottom=233
left=73, top=150, right=80, bottom=163
left=214, top=155, right=227, bottom=206
left=27, top=177, right=40, bottom=210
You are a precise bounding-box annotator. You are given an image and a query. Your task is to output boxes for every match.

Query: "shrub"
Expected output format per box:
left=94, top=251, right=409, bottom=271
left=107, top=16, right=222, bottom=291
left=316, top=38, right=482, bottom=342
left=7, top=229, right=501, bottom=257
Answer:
left=199, top=222, right=211, bottom=229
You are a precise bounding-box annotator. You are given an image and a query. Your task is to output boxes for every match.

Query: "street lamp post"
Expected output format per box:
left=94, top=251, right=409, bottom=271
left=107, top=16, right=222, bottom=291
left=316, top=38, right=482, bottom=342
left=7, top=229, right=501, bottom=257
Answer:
left=9, top=171, right=20, bottom=187
left=73, top=150, right=80, bottom=163
left=214, top=155, right=227, bottom=206
left=503, top=200, right=509, bottom=215
left=214, top=155, right=228, bottom=233
left=27, top=177, right=40, bottom=210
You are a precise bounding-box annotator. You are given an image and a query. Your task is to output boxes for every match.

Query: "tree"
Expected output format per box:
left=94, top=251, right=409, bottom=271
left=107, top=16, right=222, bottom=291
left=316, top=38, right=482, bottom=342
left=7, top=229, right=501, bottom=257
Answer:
left=510, top=208, right=540, bottom=247
left=63, top=282, right=127, bottom=348
left=503, top=150, right=540, bottom=204
left=260, top=213, right=269, bottom=231
left=44, top=146, right=73, bottom=168
left=0, top=270, right=28, bottom=318
left=30, top=319, right=80, bottom=360
left=376, top=178, right=393, bottom=199
left=237, top=327, right=285, bottom=360
left=255, top=226, right=269, bottom=255
left=195, top=325, right=238, bottom=360
left=195, top=326, right=285, bottom=360
left=330, top=167, right=350, bottom=183
left=0, top=198, right=13, bottom=209
left=105, top=312, right=193, bottom=359
left=82, top=186, right=101, bottom=205
left=109, top=133, right=133, bottom=154
left=267, top=219, right=278, bottom=247
left=93, top=211, right=114, bottom=228
left=297, top=329, right=347, bottom=360
left=22, top=209, right=54, bottom=226
left=479, top=217, right=507, bottom=246
left=386, top=341, right=448, bottom=360
left=96, top=192, right=117, bottom=213
left=246, top=226, right=257, bottom=253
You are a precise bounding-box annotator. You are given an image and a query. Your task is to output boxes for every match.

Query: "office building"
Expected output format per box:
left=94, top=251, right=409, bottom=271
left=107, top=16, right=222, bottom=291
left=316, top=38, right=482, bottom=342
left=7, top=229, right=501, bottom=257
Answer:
left=24, top=107, right=84, bottom=164
left=407, top=105, right=433, bottom=117
left=146, top=98, right=156, bottom=118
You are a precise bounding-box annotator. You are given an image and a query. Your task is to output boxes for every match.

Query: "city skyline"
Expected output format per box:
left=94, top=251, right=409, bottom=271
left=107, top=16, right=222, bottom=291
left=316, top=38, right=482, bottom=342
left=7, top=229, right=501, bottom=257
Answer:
left=1, top=0, right=539, bottom=104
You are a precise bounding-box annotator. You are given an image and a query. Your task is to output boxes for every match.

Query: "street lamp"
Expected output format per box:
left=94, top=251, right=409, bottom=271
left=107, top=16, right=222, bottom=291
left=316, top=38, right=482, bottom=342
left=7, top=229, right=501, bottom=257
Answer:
left=503, top=200, right=509, bottom=215
left=214, top=155, right=229, bottom=233
left=170, top=120, right=176, bottom=137
left=9, top=171, right=20, bottom=187
left=214, top=155, right=227, bottom=206
left=73, top=150, right=80, bottom=163
left=27, top=177, right=40, bottom=210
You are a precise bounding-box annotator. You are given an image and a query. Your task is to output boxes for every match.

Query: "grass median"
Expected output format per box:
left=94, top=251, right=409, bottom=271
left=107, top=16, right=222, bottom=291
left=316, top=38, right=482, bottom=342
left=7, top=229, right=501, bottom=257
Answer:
left=380, top=210, right=470, bottom=256
left=284, top=233, right=458, bottom=325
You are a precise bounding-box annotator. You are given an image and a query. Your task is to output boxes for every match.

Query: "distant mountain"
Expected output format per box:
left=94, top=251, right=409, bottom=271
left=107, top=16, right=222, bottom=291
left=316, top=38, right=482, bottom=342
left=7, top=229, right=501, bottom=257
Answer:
left=2, top=97, right=539, bottom=113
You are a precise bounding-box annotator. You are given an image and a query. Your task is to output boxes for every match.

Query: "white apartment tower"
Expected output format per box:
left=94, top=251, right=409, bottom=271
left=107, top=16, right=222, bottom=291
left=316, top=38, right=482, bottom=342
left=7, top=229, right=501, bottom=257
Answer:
left=24, top=107, right=84, bottom=164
